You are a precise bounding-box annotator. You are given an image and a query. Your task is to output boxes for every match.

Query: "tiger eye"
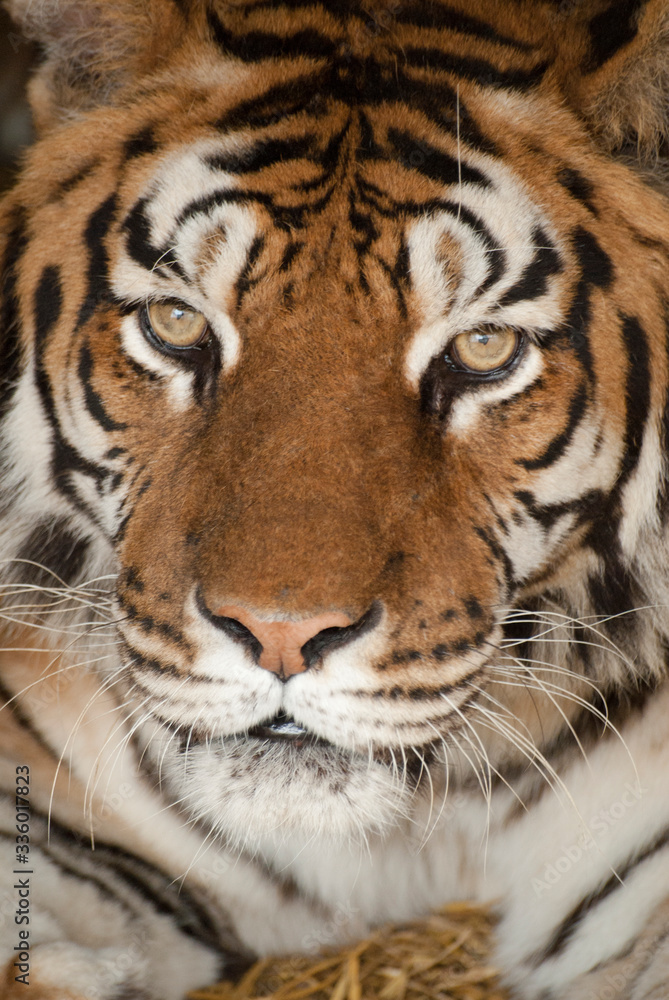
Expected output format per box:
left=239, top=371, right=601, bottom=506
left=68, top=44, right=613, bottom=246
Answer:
left=145, top=301, right=208, bottom=349
left=451, top=328, right=519, bottom=373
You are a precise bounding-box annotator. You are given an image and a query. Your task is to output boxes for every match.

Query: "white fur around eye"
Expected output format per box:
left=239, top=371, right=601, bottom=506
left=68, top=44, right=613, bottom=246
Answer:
left=120, top=316, right=195, bottom=410
left=448, top=343, right=543, bottom=434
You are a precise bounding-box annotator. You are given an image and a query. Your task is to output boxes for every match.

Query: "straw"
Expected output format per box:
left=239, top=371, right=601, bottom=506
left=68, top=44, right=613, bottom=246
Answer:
left=189, top=903, right=508, bottom=1000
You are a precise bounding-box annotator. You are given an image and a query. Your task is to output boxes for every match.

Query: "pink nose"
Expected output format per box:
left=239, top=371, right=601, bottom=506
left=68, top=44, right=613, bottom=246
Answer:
left=216, top=605, right=352, bottom=678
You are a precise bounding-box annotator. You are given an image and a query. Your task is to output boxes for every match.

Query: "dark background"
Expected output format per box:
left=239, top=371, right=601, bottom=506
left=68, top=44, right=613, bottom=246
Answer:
left=0, top=9, right=36, bottom=192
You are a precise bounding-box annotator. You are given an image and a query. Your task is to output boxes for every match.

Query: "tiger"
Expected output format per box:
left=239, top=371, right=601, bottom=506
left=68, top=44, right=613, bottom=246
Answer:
left=2, top=0, right=669, bottom=997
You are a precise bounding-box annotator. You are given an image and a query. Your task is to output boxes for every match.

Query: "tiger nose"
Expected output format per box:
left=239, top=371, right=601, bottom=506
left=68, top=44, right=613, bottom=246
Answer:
left=215, top=605, right=352, bottom=678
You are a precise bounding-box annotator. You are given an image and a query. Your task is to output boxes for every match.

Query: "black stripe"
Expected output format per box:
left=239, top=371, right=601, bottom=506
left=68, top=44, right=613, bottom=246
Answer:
left=492, top=376, right=545, bottom=412
left=387, top=126, right=488, bottom=188
left=473, top=523, right=514, bottom=586
left=175, top=185, right=317, bottom=232
left=51, top=159, right=100, bottom=199
left=356, top=176, right=438, bottom=219
left=354, top=72, right=497, bottom=157
left=79, top=841, right=249, bottom=964
left=122, top=204, right=188, bottom=280
left=33, top=266, right=110, bottom=511
left=24, top=806, right=222, bottom=947
left=0, top=676, right=62, bottom=763
left=533, top=819, right=669, bottom=964
left=395, top=4, right=537, bottom=52
left=16, top=516, right=90, bottom=587
left=561, top=281, right=594, bottom=380
left=0, top=207, right=27, bottom=420
left=76, top=194, right=117, bottom=330
left=583, top=313, right=651, bottom=623
left=234, top=235, right=266, bottom=310
left=207, top=10, right=337, bottom=62
left=114, top=512, right=132, bottom=543
left=586, top=545, right=639, bottom=634
left=659, top=304, right=669, bottom=520
left=123, top=643, right=192, bottom=681
left=439, top=200, right=505, bottom=296
left=205, top=134, right=316, bottom=174
left=123, top=125, right=159, bottom=159
left=556, top=228, right=613, bottom=383
left=120, top=603, right=187, bottom=646
left=34, top=264, right=63, bottom=344
left=119, top=565, right=144, bottom=593
left=401, top=73, right=498, bottom=155
left=195, top=587, right=263, bottom=663
left=278, top=240, right=304, bottom=272
left=518, top=383, right=588, bottom=470
left=585, top=0, right=648, bottom=72
left=556, top=166, right=597, bottom=215
left=319, top=123, right=347, bottom=172
left=513, top=487, right=604, bottom=531
left=349, top=189, right=378, bottom=258
left=499, top=229, right=562, bottom=308
left=483, top=490, right=510, bottom=537
left=402, top=46, right=548, bottom=90
left=572, top=226, right=614, bottom=290
left=394, top=235, right=411, bottom=288
left=492, top=677, right=656, bottom=792
left=373, top=253, right=408, bottom=320
left=39, top=839, right=140, bottom=916
left=215, top=73, right=326, bottom=131
left=232, top=0, right=352, bottom=15
left=120, top=346, right=162, bottom=383
left=78, top=341, right=128, bottom=432
left=547, top=680, right=654, bottom=763
left=214, top=59, right=496, bottom=163
left=123, top=197, right=164, bottom=273
left=617, top=313, right=651, bottom=493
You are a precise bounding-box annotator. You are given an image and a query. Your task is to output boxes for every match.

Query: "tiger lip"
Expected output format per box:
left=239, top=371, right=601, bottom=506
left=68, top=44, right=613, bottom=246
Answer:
left=247, top=712, right=314, bottom=742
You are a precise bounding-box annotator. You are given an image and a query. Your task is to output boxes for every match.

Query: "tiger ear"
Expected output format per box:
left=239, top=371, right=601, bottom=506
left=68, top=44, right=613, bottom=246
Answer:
left=558, top=0, right=669, bottom=158
left=3, top=0, right=185, bottom=132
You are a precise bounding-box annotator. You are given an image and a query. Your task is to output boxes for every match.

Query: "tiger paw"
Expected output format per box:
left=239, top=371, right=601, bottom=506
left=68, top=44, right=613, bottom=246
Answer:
left=0, top=941, right=148, bottom=1000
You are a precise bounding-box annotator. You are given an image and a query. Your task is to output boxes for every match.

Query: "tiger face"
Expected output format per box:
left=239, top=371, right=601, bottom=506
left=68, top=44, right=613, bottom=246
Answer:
left=3, top=0, right=669, bottom=855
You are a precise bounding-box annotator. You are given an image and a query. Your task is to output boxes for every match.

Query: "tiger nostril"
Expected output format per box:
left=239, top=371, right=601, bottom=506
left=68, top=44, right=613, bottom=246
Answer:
left=299, top=622, right=351, bottom=670
left=301, top=602, right=383, bottom=670
left=197, top=590, right=382, bottom=680
left=217, top=607, right=353, bottom=678
left=197, top=602, right=264, bottom=662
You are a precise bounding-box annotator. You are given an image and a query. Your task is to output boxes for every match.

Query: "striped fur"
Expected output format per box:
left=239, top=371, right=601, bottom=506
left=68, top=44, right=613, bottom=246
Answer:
left=2, top=1, right=669, bottom=996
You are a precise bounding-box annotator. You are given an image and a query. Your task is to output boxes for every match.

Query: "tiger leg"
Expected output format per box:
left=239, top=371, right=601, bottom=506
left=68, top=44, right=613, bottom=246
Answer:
left=548, top=898, right=669, bottom=1000
left=0, top=799, right=226, bottom=1000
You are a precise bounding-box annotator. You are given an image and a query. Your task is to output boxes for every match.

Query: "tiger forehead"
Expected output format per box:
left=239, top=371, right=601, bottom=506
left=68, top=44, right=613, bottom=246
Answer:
left=115, top=114, right=561, bottom=379
left=97, top=0, right=568, bottom=375
left=115, top=123, right=421, bottom=328
left=206, top=0, right=542, bottom=69
left=116, top=133, right=417, bottom=338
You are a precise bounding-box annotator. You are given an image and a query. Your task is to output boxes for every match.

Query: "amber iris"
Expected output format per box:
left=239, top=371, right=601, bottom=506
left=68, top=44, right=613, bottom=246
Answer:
left=451, top=328, right=519, bottom=373
left=146, top=301, right=208, bottom=348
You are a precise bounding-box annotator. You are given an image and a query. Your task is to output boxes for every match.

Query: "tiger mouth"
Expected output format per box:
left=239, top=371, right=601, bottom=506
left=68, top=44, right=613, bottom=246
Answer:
left=245, top=712, right=417, bottom=774
left=247, top=711, right=326, bottom=745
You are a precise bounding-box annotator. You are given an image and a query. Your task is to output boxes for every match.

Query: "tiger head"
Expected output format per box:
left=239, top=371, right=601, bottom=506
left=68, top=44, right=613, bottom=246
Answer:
left=2, top=0, right=669, bottom=850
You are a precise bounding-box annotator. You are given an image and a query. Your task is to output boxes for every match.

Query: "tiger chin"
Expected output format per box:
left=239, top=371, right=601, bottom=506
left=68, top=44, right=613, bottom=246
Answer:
left=3, top=1, right=669, bottom=998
